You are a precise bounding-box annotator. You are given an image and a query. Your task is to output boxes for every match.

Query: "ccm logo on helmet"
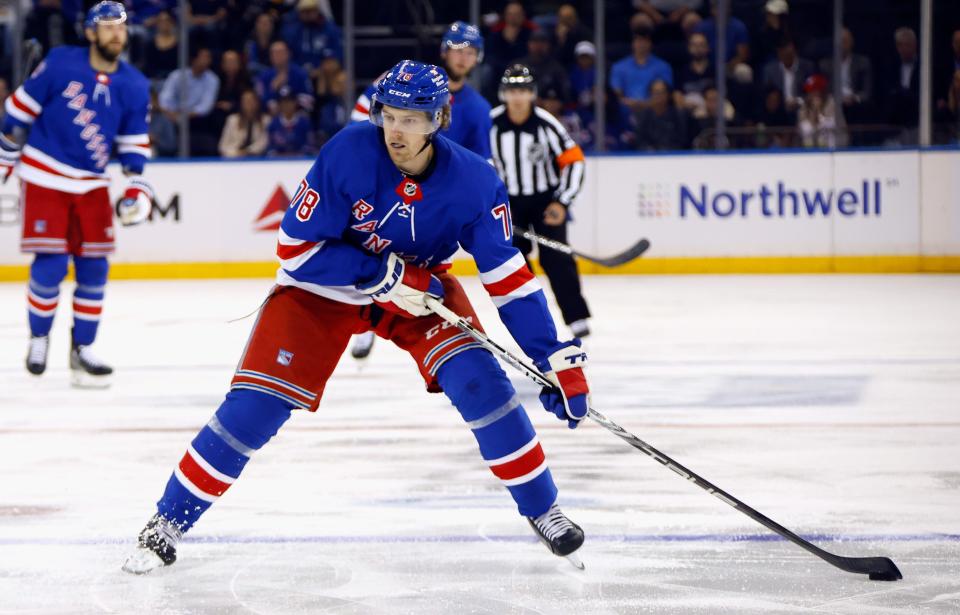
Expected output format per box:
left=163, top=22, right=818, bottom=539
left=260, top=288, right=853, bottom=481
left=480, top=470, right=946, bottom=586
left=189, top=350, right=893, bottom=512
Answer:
left=387, top=89, right=412, bottom=98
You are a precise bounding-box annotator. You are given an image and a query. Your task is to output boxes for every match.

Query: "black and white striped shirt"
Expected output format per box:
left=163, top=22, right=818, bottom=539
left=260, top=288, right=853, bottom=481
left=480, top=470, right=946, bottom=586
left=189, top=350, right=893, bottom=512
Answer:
left=489, top=105, right=585, bottom=207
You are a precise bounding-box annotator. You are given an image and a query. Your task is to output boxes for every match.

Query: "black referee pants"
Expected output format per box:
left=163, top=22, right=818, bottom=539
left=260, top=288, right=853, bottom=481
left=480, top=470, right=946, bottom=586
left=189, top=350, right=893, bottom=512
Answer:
left=510, top=194, right=591, bottom=325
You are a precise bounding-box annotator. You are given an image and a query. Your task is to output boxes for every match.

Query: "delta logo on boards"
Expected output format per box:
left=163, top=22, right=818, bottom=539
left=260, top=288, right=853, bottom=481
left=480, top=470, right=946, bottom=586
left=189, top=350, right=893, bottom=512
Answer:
left=637, top=179, right=894, bottom=220
left=253, top=185, right=290, bottom=232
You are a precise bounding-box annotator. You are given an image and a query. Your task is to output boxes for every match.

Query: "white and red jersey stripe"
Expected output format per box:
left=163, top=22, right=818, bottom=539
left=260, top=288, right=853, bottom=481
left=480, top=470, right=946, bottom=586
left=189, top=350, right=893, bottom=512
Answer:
left=17, top=145, right=110, bottom=194
left=78, top=241, right=115, bottom=257
left=115, top=133, right=152, bottom=158
left=276, top=227, right=324, bottom=272
left=351, top=92, right=371, bottom=122
left=479, top=252, right=542, bottom=308
left=486, top=436, right=548, bottom=487
left=72, top=296, right=103, bottom=321
left=5, top=86, right=41, bottom=124
left=173, top=445, right=237, bottom=503
left=27, top=290, right=58, bottom=318
left=21, top=237, right=68, bottom=253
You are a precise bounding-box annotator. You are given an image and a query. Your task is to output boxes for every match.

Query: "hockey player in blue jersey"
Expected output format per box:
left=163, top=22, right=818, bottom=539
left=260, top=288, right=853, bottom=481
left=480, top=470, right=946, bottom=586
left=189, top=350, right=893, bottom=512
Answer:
left=0, top=1, right=154, bottom=387
left=349, top=19, right=493, bottom=359
left=123, top=60, right=591, bottom=574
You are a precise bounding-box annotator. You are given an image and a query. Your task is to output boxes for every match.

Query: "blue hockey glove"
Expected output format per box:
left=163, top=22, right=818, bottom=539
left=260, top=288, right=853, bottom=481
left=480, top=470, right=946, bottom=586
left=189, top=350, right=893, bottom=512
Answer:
left=357, top=253, right=444, bottom=318
left=536, top=341, right=590, bottom=429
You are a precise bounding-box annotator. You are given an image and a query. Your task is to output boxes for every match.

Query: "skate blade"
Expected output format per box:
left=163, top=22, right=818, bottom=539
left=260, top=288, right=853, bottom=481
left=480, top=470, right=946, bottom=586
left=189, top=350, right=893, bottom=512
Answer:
left=564, top=551, right=585, bottom=570
left=70, top=370, right=112, bottom=389
left=121, top=548, right=166, bottom=575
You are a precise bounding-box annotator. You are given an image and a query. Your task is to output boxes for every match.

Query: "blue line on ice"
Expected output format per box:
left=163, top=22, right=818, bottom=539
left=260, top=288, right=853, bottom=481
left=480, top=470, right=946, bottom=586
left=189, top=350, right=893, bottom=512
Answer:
left=2, top=533, right=958, bottom=546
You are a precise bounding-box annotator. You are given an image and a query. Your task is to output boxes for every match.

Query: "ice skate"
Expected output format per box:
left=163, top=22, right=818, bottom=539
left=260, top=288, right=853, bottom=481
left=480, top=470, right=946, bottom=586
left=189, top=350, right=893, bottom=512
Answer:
left=69, top=339, right=113, bottom=388
left=527, top=502, right=585, bottom=570
left=569, top=319, right=590, bottom=339
left=350, top=331, right=376, bottom=359
left=26, top=335, right=49, bottom=375
left=122, top=514, right=182, bottom=575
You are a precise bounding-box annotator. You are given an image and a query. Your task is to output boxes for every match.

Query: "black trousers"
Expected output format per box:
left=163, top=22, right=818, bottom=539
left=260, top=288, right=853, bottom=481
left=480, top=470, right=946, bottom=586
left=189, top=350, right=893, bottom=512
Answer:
left=510, top=193, right=591, bottom=325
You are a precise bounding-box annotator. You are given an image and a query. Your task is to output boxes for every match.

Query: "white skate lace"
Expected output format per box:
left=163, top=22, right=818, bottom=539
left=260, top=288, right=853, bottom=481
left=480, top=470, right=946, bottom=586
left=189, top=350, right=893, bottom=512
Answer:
left=77, top=346, right=106, bottom=369
left=28, top=337, right=49, bottom=364
left=151, top=516, right=183, bottom=547
left=532, top=504, right=575, bottom=542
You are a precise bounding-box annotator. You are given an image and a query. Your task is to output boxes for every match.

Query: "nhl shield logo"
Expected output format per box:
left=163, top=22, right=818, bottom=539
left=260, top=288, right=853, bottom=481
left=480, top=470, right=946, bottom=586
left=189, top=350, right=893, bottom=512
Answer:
left=276, top=349, right=294, bottom=366
left=403, top=182, right=418, bottom=197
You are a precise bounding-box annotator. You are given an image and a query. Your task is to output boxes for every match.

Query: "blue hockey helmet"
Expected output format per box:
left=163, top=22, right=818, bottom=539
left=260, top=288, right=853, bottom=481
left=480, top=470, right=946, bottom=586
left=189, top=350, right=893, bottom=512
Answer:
left=440, top=21, right=484, bottom=62
left=370, top=60, right=451, bottom=134
left=84, top=1, right=127, bottom=30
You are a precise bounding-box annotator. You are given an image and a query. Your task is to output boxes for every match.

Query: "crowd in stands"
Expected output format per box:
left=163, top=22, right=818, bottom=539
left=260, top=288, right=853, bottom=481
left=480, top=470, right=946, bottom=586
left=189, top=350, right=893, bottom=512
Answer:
left=1, top=0, right=958, bottom=157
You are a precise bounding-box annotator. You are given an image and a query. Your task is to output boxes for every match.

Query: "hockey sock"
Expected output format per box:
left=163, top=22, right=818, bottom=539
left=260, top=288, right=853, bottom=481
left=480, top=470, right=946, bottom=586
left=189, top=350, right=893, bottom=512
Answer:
left=27, top=253, right=69, bottom=337
left=71, top=256, right=108, bottom=346
left=438, top=349, right=558, bottom=518
left=156, top=389, right=292, bottom=532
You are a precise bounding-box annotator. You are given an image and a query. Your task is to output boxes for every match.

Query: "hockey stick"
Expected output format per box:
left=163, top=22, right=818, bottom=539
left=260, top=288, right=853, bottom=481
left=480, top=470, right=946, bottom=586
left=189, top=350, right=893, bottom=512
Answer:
left=424, top=296, right=903, bottom=582
left=514, top=227, right=650, bottom=268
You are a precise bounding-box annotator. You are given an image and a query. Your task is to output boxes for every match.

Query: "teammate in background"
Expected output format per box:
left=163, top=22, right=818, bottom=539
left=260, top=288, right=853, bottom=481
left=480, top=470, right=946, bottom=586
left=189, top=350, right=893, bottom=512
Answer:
left=490, top=65, right=591, bottom=338
left=348, top=20, right=494, bottom=360
left=123, top=60, right=590, bottom=574
left=0, top=2, right=154, bottom=387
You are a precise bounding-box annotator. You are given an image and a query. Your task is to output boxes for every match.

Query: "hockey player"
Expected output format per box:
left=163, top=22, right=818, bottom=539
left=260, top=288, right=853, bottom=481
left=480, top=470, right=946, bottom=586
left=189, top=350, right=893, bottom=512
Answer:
left=349, top=20, right=494, bottom=360
left=123, top=60, right=590, bottom=574
left=0, top=1, right=154, bottom=387
left=490, top=65, right=591, bottom=338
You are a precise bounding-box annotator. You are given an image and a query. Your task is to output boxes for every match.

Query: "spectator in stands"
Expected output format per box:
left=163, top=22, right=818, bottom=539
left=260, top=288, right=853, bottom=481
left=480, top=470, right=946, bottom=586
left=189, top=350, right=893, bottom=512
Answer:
left=634, top=79, right=691, bottom=151
left=186, top=0, right=227, bottom=50
left=159, top=46, right=220, bottom=156
left=282, top=0, right=343, bottom=81
left=680, top=10, right=701, bottom=39
left=213, top=49, right=254, bottom=135
left=518, top=30, right=572, bottom=105
left=570, top=41, right=596, bottom=112
left=258, top=40, right=315, bottom=114
left=141, top=10, right=179, bottom=80
left=552, top=4, right=591, bottom=68
left=577, top=86, right=635, bottom=151
left=149, top=86, right=177, bottom=157
left=885, top=27, right=920, bottom=140
left=267, top=86, right=317, bottom=157
left=0, top=77, right=9, bottom=126
left=755, top=85, right=796, bottom=147
left=129, top=0, right=176, bottom=29
left=673, top=31, right=713, bottom=113
left=762, top=37, right=813, bottom=112
left=633, top=0, right=703, bottom=31
left=219, top=89, right=269, bottom=158
left=754, top=0, right=791, bottom=70
left=694, top=0, right=750, bottom=72
left=24, top=0, right=82, bottom=51
left=315, top=68, right=347, bottom=144
left=610, top=27, right=674, bottom=113
left=937, top=31, right=960, bottom=117
left=245, top=12, right=278, bottom=76
left=486, top=2, right=537, bottom=84
left=938, top=70, right=960, bottom=142
left=819, top=28, right=872, bottom=128
left=691, top=84, right=736, bottom=146
left=797, top=74, right=846, bottom=148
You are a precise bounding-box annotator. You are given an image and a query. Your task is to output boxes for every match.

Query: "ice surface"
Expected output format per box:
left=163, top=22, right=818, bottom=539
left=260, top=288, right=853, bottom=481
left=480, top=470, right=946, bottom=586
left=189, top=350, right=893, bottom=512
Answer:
left=1, top=275, right=959, bottom=614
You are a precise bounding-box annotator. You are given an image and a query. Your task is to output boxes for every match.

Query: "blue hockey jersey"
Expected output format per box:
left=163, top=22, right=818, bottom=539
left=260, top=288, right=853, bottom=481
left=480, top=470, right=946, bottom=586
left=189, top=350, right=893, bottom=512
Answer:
left=352, top=82, right=492, bottom=160
left=2, top=46, right=151, bottom=194
left=276, top=121, right=562, bottom=363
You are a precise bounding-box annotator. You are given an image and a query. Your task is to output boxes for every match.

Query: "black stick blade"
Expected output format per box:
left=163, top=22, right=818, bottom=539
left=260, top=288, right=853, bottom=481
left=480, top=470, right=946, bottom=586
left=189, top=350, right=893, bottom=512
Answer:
left=584, top=239, right=651, bottom=268
left=831, top=555, right=902, bottom=581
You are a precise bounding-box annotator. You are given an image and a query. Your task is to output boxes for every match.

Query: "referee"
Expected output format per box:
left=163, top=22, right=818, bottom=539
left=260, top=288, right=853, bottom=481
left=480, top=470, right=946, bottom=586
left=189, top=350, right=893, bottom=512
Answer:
left=490, top=64, right=591, bottom=338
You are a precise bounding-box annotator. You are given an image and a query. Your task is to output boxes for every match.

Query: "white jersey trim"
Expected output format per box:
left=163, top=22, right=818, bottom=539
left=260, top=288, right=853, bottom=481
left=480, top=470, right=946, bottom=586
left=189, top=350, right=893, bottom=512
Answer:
left=275, top=268, right=372, bottom=305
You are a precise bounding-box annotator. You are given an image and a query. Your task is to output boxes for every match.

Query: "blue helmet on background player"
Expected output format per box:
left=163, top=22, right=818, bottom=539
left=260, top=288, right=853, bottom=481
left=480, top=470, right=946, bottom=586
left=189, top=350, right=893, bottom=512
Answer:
left=440, top=21, right=484, bottom=62
left=370, top=60, right=451, bottom=135
left=84, top=1, right=127, bottom=30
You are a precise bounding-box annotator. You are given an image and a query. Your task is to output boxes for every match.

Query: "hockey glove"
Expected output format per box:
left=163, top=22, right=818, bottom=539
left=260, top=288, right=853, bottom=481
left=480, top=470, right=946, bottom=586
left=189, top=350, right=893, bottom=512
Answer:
left=536, top=341, right=590, bottom=429
left=0, top=133, right=21, bottom=184
left=118, top=176, right=155, bottom=226
left=357, top=252, right=444, bottom=318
